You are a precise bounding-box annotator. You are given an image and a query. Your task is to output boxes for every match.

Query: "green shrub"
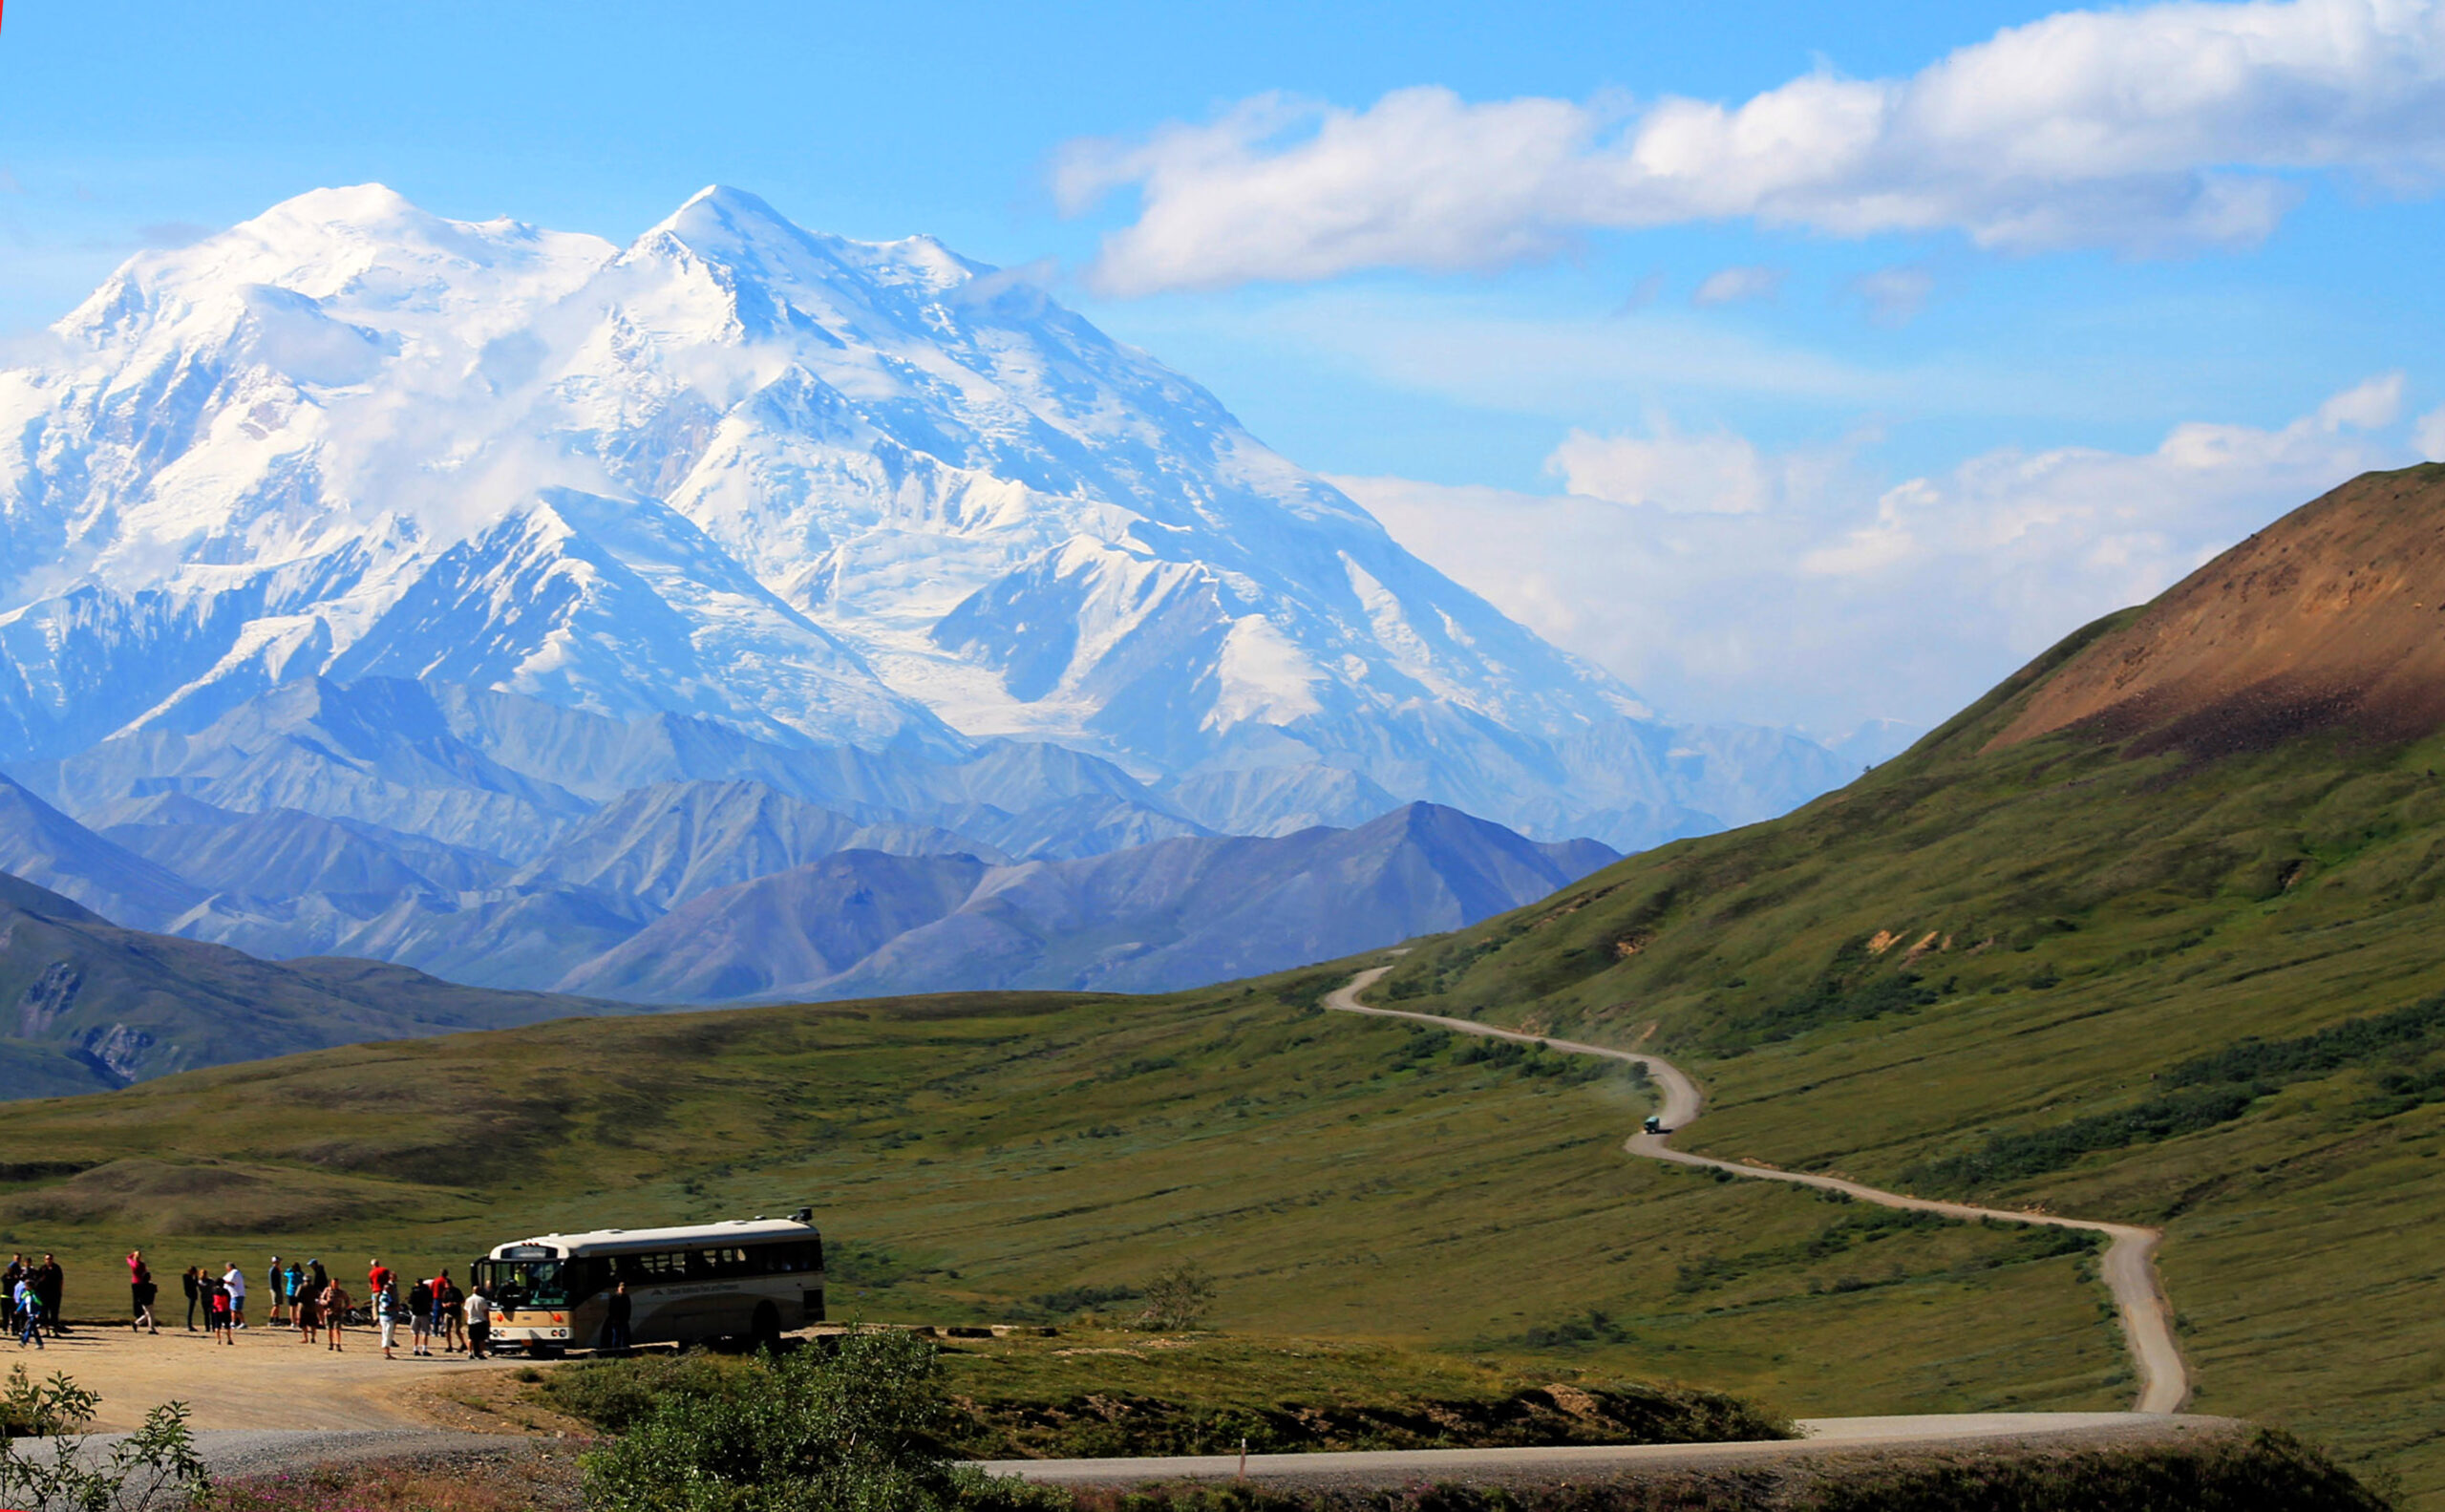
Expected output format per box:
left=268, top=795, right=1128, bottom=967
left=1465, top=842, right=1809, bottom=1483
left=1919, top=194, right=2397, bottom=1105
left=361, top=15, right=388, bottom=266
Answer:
left=0, top=1367, right=207, bottom=1512
left=543, top=1352, right=755, bottom=1437
left=580, top=1330, right=1059, bottom=1512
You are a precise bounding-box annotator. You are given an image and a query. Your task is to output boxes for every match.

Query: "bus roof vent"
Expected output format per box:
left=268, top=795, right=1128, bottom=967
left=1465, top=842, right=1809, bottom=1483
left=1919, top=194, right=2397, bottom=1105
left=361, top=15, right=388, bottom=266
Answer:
left=791, top=1206, right=813, bottom=1223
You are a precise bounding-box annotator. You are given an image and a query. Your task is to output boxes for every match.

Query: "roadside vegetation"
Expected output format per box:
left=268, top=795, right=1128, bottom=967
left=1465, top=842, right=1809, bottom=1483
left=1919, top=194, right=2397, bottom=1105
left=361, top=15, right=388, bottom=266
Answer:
left=529, top=1331, right=1790, bottom=1459
left=0, top=1365, right=207, bottom=1511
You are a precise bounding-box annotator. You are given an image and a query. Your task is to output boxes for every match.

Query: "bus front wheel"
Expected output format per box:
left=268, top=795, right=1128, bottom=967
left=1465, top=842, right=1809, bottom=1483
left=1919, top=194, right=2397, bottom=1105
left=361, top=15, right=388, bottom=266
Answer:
left=751, top=1302, right=782, bottom=1353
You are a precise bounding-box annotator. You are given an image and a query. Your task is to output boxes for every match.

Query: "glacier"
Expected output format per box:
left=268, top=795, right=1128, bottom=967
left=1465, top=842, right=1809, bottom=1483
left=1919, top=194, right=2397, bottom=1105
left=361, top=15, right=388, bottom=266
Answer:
left=0, top=182, right=1847, bottom=850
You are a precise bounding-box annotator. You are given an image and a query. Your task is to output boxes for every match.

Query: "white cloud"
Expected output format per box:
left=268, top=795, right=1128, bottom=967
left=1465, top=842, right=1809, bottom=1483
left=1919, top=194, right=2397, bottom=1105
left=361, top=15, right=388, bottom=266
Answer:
left=2419, top=404, right=2445, bottom=459
left=1849, top=265, right=1936, bottom=326
left=2314, top=371, right=2405, bottom=431
left=1547, top=417, right=1865, bottom=514
left=1692, top=265, right=1784, bottom=306
left=1331, top=376, right=2417, bottom=733
left=1060, top=0, right=2445, bottom=293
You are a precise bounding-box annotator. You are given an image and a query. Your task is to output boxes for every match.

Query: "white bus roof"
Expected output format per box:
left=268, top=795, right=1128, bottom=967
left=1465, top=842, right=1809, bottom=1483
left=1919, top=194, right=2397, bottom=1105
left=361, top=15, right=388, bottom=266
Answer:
left=484, top=1218, right=818, bottom=1259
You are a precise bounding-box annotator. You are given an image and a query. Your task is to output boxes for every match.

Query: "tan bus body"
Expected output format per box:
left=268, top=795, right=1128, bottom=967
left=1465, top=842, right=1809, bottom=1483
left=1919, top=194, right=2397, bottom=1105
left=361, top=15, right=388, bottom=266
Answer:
left=474, top=1217, right=824, bottom=1354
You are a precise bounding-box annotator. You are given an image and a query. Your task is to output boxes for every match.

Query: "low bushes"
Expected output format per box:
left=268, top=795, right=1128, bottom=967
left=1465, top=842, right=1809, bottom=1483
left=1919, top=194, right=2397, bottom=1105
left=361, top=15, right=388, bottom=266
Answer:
left=578, top=1330, right=1058, bottom=1512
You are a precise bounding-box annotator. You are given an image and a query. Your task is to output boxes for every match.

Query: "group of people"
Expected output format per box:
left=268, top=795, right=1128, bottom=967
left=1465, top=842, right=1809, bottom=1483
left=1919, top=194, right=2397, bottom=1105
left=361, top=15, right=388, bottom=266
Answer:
left=3, top=1255, right=68, bottom=1348
left=119, top=1255, right=500, bottom=1362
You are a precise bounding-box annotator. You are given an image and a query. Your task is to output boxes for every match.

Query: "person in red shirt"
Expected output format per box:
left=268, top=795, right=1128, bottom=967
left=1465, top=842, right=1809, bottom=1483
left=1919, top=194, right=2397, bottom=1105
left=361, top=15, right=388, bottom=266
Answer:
left=368, top=1259, right=393, bottom=1298
left=125, top=1250, right=158, bottom=1334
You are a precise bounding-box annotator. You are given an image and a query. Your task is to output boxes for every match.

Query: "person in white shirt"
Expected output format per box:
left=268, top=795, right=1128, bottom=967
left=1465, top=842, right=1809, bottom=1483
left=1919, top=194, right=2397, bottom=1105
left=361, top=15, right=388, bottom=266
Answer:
left=222, top=1264, right=246, bottom=1330
left=463, top=1286, right=493, bottom=1360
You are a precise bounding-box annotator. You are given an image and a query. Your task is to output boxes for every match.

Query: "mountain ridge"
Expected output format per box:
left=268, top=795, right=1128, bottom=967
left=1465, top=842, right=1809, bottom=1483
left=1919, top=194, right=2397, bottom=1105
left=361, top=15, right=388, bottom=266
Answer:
left=0, top=866, right=639, bottom=1098
left=561, top=800, right=1617, bottom=1003
left=1991, top=461, right=2445, bottom=756
left=0, top=182, right=1845, bottom=850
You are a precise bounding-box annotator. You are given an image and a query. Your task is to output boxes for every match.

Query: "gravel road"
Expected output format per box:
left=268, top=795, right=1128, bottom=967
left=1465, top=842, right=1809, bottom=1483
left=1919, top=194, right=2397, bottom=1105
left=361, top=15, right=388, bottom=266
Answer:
left=1326, top=965, right=2192, bottom=1416
left=985, top=1412, right=2240, bottom=1489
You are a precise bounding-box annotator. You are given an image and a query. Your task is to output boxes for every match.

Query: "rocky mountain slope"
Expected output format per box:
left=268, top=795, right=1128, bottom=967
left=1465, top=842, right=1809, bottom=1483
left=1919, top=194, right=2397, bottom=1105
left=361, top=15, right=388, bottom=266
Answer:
left=563, top=801, right=1615, bottom=1002
left=0, top=183, right=1843, bottom=851
left=3, top=673, right=1608, bottom=992
left=0, top=868, right=633, bottom=1098
left=1368, top=463, right=2445, bottom=1498
left=1991, top=464, right=2445, bottom=754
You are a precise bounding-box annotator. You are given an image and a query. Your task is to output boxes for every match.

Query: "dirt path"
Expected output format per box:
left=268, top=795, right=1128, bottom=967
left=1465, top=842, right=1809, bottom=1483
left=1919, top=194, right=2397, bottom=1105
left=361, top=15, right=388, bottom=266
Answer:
left=1326, top=967, right=2191, bottom=1416
left=1, top=1320, right=540, bottom=1431
left=987, top=1412, right=2239, bottom=1489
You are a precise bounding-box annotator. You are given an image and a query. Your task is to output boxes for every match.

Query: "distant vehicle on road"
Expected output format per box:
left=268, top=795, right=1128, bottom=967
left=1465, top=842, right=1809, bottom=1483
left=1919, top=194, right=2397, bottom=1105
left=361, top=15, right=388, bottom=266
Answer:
left=1642, top=1116, right=1666, bottom=1135
left=474, top=1212, right=824, bottom=1355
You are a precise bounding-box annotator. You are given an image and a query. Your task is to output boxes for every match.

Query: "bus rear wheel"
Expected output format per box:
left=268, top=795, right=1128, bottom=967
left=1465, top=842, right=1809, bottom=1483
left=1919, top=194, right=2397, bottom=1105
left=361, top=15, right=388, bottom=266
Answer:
left=751, top=1301, right=782, bottom=1353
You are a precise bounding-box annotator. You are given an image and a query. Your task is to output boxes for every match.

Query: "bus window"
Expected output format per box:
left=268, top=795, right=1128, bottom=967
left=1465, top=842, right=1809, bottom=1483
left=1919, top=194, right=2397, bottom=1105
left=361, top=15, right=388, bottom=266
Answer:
left=495, top=1259, right=572, bottom=1310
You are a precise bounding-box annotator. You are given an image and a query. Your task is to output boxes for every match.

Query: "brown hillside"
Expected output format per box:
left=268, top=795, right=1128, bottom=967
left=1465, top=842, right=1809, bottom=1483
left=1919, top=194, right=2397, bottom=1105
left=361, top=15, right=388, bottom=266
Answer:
left=1989, top=462, right=2445, bottom=755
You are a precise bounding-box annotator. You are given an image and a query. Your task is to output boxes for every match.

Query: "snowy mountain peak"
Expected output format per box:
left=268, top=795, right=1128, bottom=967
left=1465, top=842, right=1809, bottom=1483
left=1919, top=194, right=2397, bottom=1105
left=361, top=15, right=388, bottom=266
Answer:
left=62, top=185, right=612, bottom=350
left=0, top=185, right=1848, bottom=847
left=654, top=184, right=980, bottom=294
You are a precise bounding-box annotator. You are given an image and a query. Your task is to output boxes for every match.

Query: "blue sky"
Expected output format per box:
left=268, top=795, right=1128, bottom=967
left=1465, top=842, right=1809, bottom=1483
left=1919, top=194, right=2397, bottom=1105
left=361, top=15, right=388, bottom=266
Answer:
left=5, top=0, right=2442, bottom=735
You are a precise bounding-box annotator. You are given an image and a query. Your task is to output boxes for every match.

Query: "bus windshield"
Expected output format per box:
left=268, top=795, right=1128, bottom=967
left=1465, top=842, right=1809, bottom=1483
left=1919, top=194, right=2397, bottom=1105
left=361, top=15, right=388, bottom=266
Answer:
left=488, top=1259, right=573, bottom=1310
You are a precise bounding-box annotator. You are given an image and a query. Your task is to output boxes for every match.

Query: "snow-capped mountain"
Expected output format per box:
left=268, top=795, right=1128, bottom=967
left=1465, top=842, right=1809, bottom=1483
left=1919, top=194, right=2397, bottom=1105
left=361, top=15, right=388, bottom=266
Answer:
left=0, top=183, right=1844, bottom=847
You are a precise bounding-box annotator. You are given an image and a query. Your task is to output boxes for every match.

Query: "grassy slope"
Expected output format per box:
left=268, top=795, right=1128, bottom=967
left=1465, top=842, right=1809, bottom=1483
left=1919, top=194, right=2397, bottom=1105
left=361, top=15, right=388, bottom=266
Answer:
left=0, top=971, right=2121, bottom=1431
left=1371, top=609, right=2445, bottom=1501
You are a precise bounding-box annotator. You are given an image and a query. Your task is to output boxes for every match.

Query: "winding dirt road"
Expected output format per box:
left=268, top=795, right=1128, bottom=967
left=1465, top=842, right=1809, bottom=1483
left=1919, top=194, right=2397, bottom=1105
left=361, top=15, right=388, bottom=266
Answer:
left=1326, top=967, right=2190, bottom=1415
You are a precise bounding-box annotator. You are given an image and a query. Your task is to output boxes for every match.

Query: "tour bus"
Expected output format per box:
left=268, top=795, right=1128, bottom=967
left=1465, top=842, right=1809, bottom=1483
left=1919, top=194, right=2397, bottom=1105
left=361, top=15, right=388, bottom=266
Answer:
left=472, top=1211, right=824, bottom=1354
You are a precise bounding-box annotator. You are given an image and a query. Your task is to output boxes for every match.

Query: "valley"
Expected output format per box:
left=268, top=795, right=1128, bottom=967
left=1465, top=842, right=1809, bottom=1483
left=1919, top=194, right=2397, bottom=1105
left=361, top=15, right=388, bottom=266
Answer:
left=0, top=965, right=2132, bottom=1432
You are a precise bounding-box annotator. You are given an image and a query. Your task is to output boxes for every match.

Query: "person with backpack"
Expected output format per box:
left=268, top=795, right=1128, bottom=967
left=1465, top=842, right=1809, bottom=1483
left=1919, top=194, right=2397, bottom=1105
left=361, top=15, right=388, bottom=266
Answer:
left=206, top=1276, right=233, bottom=1345
left=407, top=1276, right=435, bottom=1357
left=295, top=1270, right=321, bottom=1345
left=284, top=1261, right=305, bottom=1323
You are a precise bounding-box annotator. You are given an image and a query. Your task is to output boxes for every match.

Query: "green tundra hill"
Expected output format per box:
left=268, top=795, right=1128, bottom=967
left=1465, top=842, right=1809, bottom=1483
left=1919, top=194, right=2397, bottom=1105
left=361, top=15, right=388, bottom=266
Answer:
left=1372, top=462, right=2445, bottom=1501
